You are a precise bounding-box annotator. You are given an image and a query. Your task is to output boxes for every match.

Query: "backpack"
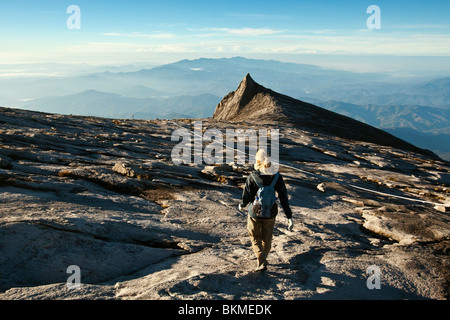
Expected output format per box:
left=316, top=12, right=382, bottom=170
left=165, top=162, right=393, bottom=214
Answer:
left=249, top=172, right=279, bottom=219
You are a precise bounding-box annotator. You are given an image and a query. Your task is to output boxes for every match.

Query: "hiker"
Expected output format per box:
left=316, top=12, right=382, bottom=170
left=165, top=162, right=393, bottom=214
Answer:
left=239, top=149, right=294, bottom=272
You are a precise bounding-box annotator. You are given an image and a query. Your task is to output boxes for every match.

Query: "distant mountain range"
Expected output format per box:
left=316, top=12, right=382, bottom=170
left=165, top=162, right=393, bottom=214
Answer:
left=316, top=101, right=450, bottom=159
left=1, top=57, right=448, bottom=159
left=24, top=90, right=219, bottom=120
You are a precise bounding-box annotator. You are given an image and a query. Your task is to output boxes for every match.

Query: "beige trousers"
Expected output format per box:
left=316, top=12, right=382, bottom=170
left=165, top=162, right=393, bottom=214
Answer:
left=247, top=216, right=276, bottom=267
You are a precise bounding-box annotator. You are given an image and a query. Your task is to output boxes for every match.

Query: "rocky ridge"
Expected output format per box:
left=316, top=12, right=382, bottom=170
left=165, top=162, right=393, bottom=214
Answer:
left=213, top=74, right=434, bottom=157
left=0, top=75, right=449, bottom=300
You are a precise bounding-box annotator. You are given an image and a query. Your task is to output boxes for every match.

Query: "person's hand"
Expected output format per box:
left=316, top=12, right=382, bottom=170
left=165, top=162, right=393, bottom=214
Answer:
left=287, top=218, right=294, bottom=231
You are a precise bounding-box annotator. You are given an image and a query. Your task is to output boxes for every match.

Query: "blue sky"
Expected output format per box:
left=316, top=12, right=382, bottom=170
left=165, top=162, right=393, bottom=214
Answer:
left=0, top=0, right=449, bottom=73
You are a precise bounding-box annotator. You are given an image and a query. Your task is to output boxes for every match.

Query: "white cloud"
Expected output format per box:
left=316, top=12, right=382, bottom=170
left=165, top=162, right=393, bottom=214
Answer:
left=391, top=24, right=450, bottom=30
left=103, top=32, right=175, bottom=39
left=192, top=27, right=282, bottom=37
left=222, top=28, right=282, bottom=36
left=227, top=13, right=291, bottom=20
left=3, top=27, right=448, bottom=66
left=273, top=31, right=450, bottom=56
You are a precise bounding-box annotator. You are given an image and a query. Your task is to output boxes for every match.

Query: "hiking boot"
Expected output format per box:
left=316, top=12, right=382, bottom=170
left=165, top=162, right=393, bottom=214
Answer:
left=254, top=261, right=268, bottom=272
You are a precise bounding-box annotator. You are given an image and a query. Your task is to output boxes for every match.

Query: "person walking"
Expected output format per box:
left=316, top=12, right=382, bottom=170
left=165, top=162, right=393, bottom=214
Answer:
left=239, top=149, right=294, bottom=272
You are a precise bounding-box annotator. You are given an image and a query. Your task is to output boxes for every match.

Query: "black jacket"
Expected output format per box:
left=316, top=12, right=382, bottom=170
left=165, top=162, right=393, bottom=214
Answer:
left=240, top=170, right=293, bottom=219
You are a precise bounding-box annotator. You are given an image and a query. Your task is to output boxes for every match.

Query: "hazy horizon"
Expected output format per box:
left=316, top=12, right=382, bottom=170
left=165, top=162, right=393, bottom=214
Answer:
left=0, top=54, right=449, bottom=80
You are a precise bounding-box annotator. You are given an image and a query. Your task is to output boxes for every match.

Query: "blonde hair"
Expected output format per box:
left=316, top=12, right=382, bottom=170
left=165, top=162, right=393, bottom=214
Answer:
left=254, top=149, right=269, bottom=170
left=254, top=149, right=279, bottom=176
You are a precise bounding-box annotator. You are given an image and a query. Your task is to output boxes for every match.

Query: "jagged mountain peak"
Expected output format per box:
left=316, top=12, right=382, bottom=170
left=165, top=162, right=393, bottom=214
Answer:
left=213, top=74, right=434, bottom=157
left=238, top=73, right=258, bottom=89
left=226, top=73, right=260, bottom=109
left=213, top=73, right=281, bottom=122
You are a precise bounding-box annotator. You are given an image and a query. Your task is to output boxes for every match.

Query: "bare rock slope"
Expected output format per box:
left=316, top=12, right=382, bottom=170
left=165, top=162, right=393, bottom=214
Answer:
left=0, top=75, right=449, bottom=300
